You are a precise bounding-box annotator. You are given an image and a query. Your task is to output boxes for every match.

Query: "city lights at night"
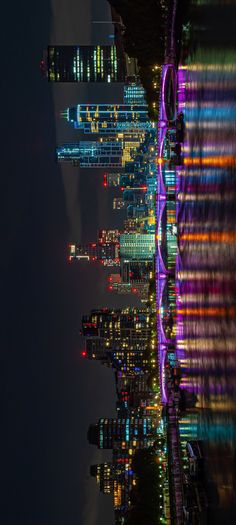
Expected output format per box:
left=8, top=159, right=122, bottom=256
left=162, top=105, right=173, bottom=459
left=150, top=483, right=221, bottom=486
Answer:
left=3, top=1, right=236, bottom=525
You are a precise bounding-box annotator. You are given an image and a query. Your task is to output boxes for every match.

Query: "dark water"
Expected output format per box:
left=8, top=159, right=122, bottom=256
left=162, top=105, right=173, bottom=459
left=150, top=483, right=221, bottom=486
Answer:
left=176, top=1, right=236, bottom=521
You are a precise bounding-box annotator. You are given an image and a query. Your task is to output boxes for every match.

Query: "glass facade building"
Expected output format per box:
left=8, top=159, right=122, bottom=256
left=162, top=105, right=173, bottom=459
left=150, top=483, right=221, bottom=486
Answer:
left=56, top=141, right=123, bottom=168
left=47, top=45, right=125, bottom=82
left=120, top=233, right=155, bottom=260
left=56, top=137, right=143, bottom=168
left=63, top=104, right=151, bottom=134
left=123, top=82, right=146, bottom=106
left=88, top=417, right=154, bottom=450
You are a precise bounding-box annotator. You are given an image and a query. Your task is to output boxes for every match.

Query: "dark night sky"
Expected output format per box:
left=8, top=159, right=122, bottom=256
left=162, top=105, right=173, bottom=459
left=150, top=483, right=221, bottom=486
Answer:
left=0, top=1, right=138, bottom=524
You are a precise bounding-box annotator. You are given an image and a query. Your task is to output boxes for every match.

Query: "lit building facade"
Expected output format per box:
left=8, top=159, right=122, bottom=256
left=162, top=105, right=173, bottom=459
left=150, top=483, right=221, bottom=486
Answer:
left=69, top=230, right=120, bottom=266
left=120, top=233, right=155, bottom=260
left=57, top=136, right=143, bottom=168
left=120, top=173, right=146, bottom=190
left=124, top=218, right=139, bottom=232
left=98, top=229, right=120, bottom=244
left=118, top=134, right=144, bottom=166
left=82, top=307, right=151, bottom=375
left=123, top=81, right=146, bottom=106
left=47, top=45, right=125, bottom=82
left=90, top=459, right=136, bottom=517
left=88, top=416, right=154, bottom=450
left=56, top=141, right=123, bottom=168
left=120, top=259, right=154, bottom=283
left=90, top=463, right=114, bottom=495
left=107, top=276, right=149, bottom=301
left=63, top=104, right=151, bottom=134
left=69, top=243, right=119, bottom=266
left=69, top=231, right=120, bottom=266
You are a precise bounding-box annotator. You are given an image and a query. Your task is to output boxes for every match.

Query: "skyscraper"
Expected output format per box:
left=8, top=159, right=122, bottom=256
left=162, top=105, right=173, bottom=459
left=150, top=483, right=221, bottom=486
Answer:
left=90, top=460, right=135, bottom=518
left=120, top=233, right=155, bottom=260
left=63, top=103, right=151, bottom=134
left=82, top=308, right=150, bottom=375
left=90, top=463, right=114, bottom=495
left=123, top=80, right=146, bottom=106
left=120, top=260, right=154, bottom=283
left=47, top=45, right=125, bottom=82
left=56, top=141, right=123, bottom=168
left=88, top=416, right=154, bottom=450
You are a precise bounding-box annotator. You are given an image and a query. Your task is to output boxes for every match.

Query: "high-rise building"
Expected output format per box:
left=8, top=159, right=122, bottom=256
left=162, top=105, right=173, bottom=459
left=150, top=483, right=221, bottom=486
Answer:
left=63, top=104, right=151, bottom=134
left=56, top=141, right=123, bottom=168
left=116, top=374, right=158, bottom=415
left=56, top=134, right=143, bottom=168
left=81, top=307, right=150, bottom=375
left=88, top=416, right=154, bottom=449
left=120, top=173, right=146, bottom=190
left=82, top=308, right=150, bottom=339
left=90, top=459, right=135, bottom=516
left=123, top=80, right=146, bottom=106
left=121, top=260, right=154, bottom=283
left=90, top=463, right=114, bottom=495
left=120, top=233, right=155, bottom=260
left=117, top=133, right=144, bottom=166
left=46, top=45, right=125, bottom=82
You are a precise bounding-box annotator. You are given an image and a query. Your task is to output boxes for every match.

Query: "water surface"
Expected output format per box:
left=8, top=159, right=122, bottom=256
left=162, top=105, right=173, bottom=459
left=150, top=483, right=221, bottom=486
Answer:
left=177, top=1, right=236, bottom=521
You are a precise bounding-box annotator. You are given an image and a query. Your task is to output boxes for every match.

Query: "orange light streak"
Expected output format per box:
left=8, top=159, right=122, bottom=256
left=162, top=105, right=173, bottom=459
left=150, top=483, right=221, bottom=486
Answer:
left=180, top=232, right=236, bottom=243
left=184, top=156, right=236, bottom=167
left=177, top=307, right=236, bottom=317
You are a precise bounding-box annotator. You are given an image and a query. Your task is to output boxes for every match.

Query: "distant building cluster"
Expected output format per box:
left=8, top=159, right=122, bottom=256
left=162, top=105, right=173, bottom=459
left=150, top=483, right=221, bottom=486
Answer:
left=82, top=306, right=164, bottom=523
left=62, top=75, right=159, bottom=303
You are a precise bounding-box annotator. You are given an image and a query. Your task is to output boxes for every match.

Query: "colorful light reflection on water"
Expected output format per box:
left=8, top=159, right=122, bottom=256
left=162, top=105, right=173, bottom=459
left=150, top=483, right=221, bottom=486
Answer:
left=176, top=2, right=236, bottom=520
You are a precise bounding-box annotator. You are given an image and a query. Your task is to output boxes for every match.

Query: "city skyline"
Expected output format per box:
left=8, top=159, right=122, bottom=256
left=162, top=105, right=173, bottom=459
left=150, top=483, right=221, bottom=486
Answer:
left=3, top=1, right=236, bottom=525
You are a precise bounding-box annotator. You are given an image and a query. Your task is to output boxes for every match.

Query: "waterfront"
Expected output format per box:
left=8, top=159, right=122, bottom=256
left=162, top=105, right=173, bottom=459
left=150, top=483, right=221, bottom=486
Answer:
left=176, top=2, right=236, bottom=522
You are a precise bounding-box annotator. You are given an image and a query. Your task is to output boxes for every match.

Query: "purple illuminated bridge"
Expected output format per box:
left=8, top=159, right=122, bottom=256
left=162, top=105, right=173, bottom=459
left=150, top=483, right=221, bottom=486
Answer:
left=156, top=63, right=177, bottom=404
